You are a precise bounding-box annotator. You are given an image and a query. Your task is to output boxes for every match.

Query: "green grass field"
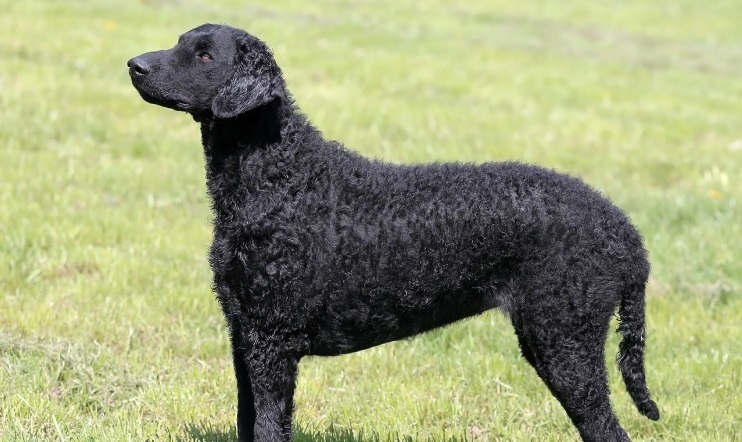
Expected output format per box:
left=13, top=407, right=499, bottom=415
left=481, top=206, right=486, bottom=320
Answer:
left=1, top=0, right=740, bottom=440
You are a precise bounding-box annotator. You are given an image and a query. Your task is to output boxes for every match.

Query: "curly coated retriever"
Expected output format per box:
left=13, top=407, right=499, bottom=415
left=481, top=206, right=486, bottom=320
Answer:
left=127, top=24, right=659, bottom=442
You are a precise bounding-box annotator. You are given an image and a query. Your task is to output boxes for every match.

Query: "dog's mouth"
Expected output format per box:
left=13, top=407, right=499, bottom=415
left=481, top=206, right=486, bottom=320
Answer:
left=131, top=80, right=191, bottom=112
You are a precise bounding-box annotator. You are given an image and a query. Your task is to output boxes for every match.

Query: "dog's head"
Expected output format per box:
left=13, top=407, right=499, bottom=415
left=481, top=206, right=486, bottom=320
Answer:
left=128, top=24, right=284, bottom=120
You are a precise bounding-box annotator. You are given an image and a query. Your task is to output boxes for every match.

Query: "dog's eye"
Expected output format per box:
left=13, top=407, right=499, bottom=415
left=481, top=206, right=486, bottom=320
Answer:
left=197, top=52, right=213, bottom=61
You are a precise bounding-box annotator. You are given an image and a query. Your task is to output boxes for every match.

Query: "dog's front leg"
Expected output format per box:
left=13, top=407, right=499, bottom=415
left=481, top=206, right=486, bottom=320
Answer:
left=237, top=341, right=299, bottom=442
left=229, top=322, right=256, bottom=441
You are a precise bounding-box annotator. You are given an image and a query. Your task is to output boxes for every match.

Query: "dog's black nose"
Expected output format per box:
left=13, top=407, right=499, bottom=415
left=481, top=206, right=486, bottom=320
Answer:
left=127, top=57, right=150, bottom=76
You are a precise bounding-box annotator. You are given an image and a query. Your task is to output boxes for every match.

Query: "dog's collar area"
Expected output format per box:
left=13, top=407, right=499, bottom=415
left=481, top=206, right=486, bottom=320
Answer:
left=191, top=111, right=214, bottom=124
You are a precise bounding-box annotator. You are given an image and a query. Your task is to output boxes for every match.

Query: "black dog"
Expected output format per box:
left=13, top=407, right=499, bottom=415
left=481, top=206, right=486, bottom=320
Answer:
left=128, top=24, right=659, bottom=442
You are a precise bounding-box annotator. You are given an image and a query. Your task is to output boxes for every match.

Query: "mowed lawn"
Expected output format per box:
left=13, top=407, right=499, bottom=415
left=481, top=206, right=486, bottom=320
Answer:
left=1, top=0, right=740, bottom=441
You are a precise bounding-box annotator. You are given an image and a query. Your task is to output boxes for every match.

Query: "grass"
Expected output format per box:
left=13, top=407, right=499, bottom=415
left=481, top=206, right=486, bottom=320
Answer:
left=1, top=0, right=740, bottom=440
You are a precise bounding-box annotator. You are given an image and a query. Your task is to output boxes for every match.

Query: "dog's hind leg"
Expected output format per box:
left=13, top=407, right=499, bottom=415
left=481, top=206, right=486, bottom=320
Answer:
left=513, top=294, right=630, bottom=441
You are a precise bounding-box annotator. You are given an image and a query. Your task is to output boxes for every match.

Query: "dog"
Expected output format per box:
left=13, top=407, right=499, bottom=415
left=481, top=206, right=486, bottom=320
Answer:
left=128, top=23, right=659, bottom=442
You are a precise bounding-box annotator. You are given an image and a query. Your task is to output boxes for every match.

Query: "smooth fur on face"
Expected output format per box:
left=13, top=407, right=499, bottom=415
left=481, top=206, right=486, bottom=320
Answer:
left=128, top=24, right=283, bottom=120
left=128, top=24, right=659, bottom=442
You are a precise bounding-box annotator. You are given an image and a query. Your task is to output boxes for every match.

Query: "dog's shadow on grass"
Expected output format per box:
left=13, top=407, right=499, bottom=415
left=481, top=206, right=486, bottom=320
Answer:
left=181, top=423, right=374, bottom=442
left=179, top=422, right=235, bottom=442
left=180, top=422, right=452, bottom=442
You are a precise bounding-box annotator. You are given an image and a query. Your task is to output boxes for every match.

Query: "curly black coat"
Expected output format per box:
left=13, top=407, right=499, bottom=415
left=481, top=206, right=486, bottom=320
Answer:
left=128, top=23, right=659, bottom=442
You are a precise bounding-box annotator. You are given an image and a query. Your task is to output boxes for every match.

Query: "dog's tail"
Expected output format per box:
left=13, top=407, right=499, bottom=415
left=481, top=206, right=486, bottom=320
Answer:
left=617, top=281, right=660, bottom=421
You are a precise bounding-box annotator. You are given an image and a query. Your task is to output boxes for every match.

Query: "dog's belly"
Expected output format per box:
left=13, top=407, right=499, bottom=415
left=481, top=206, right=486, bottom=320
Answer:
left=306, top=284, right=509, bottom=357
left=302, top=228, right=520, bottom=356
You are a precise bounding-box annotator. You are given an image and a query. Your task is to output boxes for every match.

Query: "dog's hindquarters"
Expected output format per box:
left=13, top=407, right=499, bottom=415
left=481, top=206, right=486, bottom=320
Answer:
left=509, top=255, right=633, bottom=441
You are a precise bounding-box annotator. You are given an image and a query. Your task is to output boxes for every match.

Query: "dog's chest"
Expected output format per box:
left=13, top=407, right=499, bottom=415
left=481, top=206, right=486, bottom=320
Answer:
left=208, top=217, right=310, bottom=296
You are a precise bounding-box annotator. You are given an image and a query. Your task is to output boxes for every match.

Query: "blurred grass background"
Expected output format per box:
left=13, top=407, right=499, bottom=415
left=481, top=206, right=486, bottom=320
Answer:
left=1, top=0, right=740, bottom=440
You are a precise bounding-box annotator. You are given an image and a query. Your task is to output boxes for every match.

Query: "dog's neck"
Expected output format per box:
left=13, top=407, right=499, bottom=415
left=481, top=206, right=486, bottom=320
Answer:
left=199, top=99, right=285, bottom=156
left=198, top=99, right=311, bottom=223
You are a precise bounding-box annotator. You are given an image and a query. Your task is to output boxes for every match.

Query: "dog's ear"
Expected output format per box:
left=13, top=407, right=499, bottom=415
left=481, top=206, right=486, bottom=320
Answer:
left=211, top=36, right=282, bottom=119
